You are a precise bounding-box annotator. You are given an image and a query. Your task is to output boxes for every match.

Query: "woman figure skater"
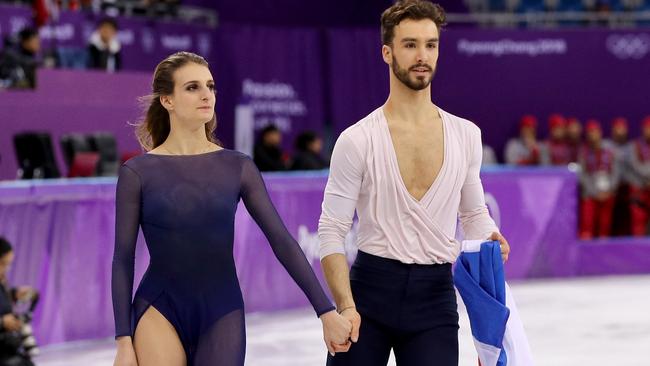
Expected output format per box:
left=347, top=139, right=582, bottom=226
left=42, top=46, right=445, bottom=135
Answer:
left=112, top=52, right=351, bottom=366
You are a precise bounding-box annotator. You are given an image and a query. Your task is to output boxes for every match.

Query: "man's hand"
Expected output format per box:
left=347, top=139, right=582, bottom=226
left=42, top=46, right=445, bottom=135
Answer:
left=340, top=307, right=361, bottom=343
left=1, top=314, right=22, bottom=332
left=15, top=286, right=35, bottom=301
left=489, top=232, right=510, bottom=262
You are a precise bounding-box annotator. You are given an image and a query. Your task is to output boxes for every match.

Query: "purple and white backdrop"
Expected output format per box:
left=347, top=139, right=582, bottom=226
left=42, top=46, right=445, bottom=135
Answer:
left=1, top=11, right=649, bottom=179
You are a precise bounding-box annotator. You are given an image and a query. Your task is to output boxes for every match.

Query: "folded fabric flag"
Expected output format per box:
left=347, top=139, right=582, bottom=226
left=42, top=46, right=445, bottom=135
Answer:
left=454, top=240, right=534, bottom=366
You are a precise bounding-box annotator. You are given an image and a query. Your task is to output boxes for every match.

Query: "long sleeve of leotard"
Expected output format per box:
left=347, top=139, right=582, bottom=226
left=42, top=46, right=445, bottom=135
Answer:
left=112, top=164, right=141, bottom=337
left=239, top=156, right=335, bottom=317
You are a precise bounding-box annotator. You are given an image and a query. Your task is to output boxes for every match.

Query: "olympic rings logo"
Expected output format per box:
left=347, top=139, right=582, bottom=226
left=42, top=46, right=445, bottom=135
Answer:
left=606, top=34, right=650, bottom=60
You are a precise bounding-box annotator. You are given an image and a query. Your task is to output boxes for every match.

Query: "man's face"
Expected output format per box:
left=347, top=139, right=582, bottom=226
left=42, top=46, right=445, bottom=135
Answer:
left=264, top=131, right=282, bottom=147
left=23, top=35, right=40, bottom=54
left=0, top=251, right=14, bottom=280
left=521, top=126, right=536, bottom=140
left=587, top=129, right=602, bottom=144
left=551, top=126, right=566, bottom=140
left=568, top=122, right=582, bottom=140
left=99, top=24, right=117, bottom=44
left=384, top=19, right=439, bottom=91
left=308, top=138, right=323, bottom=154
left=612, top=125, right=628, bottom=141
left=643, top=126, right=650, bottom=140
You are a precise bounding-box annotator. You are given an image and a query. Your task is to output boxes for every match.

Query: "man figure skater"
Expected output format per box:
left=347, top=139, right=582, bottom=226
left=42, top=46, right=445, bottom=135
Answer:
left=318, top=1, right=510, bottom=365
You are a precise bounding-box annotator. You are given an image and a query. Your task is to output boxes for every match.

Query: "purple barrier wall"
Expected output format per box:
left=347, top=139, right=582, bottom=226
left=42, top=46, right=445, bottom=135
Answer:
left=3, top=168, right=643, bottom=346
left=576, top=238, right=650, bottom=275
left=479, top=167, right=579, bottom=278
left=327, top=28, right=650, bottom=160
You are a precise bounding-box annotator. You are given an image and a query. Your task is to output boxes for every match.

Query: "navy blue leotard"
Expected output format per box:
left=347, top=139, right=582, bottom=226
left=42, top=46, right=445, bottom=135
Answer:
left=112, top=149, right=334, bottom=365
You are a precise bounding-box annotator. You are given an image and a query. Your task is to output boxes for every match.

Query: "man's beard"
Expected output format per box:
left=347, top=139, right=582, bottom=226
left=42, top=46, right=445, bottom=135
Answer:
left=391, top=55, right=435, bottom=91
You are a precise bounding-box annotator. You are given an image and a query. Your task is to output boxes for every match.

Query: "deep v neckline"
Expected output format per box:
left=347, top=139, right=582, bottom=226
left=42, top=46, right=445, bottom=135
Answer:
left=380, top=107, right=448, bottom=206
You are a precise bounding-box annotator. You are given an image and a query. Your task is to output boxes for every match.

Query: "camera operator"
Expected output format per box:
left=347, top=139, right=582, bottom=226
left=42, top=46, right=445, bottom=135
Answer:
left=0, top=237, right=36, bottom=366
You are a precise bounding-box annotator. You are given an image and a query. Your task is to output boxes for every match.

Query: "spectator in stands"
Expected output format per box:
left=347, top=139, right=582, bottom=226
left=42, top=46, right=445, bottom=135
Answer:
left=0, top=237, right=36, bottom=366
left=578, top=120, right=619, bottom=239
left=627, top=116, right=650, bottom=236
left=87, top=18, right=121, bottom=72
left=567, top=117, right=583, bottom=163
left=541, top=114, right=572, bottom=166
left=606, top=117, right=632, bottom=236
left=291, top=131, right=328, bottom=170
left=482, top=144, right=498, bottom=166
left=605, top=117, right=630, bottom=153
left=505, top=115, right=541, bottom=165
left=0, top=27, right=40, bottom=89
left=253, top=124, right=287, bottom=171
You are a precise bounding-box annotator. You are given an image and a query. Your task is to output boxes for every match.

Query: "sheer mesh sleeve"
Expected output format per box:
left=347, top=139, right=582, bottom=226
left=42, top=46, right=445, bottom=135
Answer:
left=240, top=157, right=335, bottom=317
left=112, top=164, right=141, bottom=337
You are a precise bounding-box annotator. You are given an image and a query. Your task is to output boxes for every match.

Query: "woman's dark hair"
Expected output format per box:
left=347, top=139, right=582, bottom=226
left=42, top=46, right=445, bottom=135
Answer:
left=135, top=51, right=218, bottom=151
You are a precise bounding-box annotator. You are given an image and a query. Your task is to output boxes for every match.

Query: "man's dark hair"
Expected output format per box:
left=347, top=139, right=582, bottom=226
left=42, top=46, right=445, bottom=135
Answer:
left=18, top=27, right=39, bottom=44
left=295, top=131, right=318, bottom=151
left=98, top=17, right=119, bottom=30
left=381, top=1, right=446, bottom=46
left=260, top=124, right=280, bottom=138
left=0, top=237, right=13, bottom=258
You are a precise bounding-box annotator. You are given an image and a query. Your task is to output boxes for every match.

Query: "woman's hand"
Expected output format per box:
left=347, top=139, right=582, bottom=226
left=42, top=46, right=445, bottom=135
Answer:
left=114, top=336, right=138, bottom=366
left=320, top=310, right=353, bottom=356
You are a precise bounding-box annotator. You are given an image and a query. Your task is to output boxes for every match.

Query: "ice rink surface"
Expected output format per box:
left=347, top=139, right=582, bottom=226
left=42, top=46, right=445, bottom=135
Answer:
left=34, top=275, right=650, bottom=366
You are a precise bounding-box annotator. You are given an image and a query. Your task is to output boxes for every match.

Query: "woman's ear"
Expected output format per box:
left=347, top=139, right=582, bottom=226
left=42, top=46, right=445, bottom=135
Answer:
left=160, top=95, right=173, bottom=111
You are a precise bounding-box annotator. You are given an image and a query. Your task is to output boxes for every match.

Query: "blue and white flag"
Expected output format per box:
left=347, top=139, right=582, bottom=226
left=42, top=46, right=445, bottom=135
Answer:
left=454, top=240, right=534, bottom=366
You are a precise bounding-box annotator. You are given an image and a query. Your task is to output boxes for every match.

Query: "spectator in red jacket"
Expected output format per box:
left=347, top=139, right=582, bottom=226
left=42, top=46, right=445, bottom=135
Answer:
left=578, top=120, right=620, bottom=239
left=541, top=114, right=571, bottom=166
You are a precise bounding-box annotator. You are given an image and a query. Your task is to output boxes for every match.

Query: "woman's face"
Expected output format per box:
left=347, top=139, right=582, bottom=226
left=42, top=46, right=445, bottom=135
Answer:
left=0, top=251, right=14, bottom=280
left=163, top=62, right=216, bottom=127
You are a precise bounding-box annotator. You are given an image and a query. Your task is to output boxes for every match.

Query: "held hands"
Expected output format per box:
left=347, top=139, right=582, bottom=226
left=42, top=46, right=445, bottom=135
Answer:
left=113, top=337, right=138, bottom=366
left=320, top=309, right=357, bottom=356
left=490, top=232, right=511, bottom=263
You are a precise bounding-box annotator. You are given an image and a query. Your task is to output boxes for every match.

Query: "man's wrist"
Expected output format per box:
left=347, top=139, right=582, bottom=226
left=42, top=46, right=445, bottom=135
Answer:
left=337, top=305, right=356, bottom=314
